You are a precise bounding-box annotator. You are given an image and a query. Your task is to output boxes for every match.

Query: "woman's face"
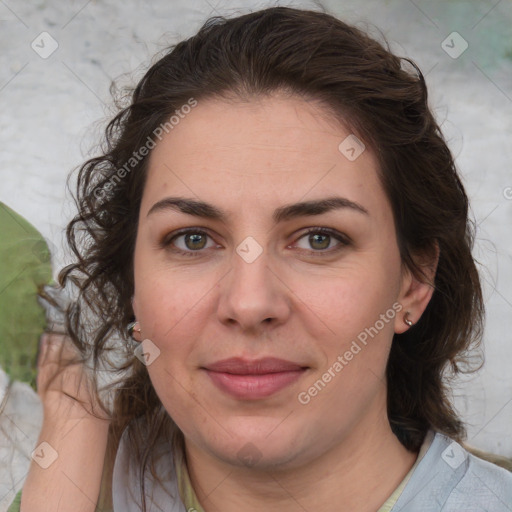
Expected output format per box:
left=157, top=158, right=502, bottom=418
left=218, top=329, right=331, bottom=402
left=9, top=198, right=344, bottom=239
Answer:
left=133, top=93, right=425, bottom=469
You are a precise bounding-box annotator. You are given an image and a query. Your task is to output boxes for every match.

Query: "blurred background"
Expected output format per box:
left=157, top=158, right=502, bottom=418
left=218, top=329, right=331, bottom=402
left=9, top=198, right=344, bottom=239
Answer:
left=0, top=0, right=511, bottom=509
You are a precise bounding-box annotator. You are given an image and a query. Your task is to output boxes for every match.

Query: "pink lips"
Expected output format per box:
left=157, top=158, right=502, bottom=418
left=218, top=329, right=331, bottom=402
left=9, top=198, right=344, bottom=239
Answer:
left=203, top=357, right=307, bottom=400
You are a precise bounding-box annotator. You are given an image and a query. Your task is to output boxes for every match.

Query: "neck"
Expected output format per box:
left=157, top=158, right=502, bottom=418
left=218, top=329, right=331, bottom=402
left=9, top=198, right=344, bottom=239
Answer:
left=184, top=408, right=419, bottom=512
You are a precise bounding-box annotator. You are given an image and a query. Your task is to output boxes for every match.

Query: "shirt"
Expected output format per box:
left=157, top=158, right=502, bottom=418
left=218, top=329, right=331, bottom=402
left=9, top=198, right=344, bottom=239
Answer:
left=112, top=427, right=512, bottom=511
left=8, top=428, right=512, bottom=511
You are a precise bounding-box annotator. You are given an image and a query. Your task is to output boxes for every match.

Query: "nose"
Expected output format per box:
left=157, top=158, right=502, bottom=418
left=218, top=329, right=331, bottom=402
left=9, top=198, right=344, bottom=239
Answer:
left=216, top=244, right=291, bottom=334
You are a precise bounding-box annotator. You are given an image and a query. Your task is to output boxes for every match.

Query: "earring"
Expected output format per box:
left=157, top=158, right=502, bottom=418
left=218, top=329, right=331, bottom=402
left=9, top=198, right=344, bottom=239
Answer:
left=404, top=312, right=414, bottom=327
left=127, top=320, right=141, bottom=341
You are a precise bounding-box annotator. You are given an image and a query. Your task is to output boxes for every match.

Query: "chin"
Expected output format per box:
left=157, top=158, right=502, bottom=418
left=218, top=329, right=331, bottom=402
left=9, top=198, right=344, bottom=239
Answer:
left=197, top=422, right=310, bottom=470
left=212, top=440, right=302, bottom=471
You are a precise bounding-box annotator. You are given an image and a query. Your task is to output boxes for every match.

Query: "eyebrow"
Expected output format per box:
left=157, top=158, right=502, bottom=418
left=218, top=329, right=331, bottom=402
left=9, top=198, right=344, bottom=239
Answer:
left=146, top=196, right=368, bottom=223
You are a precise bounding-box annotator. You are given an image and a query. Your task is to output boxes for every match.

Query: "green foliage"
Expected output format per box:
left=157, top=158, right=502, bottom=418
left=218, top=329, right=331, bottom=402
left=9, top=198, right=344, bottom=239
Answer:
left=0, top=202, right=53, bottom=390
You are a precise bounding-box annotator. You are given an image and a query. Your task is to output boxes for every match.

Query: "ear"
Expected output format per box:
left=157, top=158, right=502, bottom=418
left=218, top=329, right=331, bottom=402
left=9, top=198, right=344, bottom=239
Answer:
left=395, top=243, right=439, bottom=334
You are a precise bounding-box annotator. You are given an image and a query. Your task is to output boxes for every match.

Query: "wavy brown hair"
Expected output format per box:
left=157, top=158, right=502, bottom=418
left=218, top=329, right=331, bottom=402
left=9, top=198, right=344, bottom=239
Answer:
left=57, top=6, right=484, bottom=509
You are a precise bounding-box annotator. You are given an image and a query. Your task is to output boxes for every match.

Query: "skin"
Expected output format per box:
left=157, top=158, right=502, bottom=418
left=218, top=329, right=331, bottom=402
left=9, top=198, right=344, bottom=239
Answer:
left=132, top=93, right=436, bottom=512
left=21, top=333, right=110, bottom=512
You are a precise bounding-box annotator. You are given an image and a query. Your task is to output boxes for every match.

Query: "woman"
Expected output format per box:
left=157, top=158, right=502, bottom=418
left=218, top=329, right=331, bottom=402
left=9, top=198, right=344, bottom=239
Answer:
left=11, top=6, right=512, bottom=512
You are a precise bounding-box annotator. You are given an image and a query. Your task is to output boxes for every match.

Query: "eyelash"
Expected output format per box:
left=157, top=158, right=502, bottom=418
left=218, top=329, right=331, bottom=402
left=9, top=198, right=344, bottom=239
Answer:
left=160, top=227, right=350, bottom=258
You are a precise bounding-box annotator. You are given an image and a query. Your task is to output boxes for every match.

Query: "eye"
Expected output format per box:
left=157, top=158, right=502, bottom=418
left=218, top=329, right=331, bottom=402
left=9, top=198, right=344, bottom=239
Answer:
left=161, top=227, right=350, bottom=258
left=161, top=229, right=218, bottom=256
left=293, top=227, right=350, bottom=254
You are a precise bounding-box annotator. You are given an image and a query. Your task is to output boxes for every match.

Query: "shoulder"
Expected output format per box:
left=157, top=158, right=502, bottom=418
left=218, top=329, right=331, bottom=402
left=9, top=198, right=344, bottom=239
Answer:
left=392, top=430, right=512, bottom=511
left=446, top=441, right=512, bottom=511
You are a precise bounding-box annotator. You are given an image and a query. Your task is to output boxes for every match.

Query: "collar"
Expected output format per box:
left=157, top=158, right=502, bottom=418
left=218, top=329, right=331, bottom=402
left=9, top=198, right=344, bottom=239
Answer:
left=173, top=430, right=436, bottom=512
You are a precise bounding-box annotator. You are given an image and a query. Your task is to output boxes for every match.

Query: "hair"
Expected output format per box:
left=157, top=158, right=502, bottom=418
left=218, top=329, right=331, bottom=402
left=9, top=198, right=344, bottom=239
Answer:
left=56, top=5, right=484, bottom=510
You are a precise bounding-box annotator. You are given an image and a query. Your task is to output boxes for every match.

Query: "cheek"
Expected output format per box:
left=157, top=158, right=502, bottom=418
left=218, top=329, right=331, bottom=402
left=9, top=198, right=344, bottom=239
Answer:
left=294, top=275, right=398, bottom=424
left=134, top=264, right=205, bottom=337
left=298, top=262, right=399, bottom=337
left=296, top=262, right=400, bottom=396
left=136, top=280, right=202, bottom=424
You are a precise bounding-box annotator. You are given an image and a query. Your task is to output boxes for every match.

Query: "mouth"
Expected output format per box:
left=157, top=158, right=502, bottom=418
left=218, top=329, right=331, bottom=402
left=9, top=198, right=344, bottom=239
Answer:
left=202, top=357, right=309, bottom=400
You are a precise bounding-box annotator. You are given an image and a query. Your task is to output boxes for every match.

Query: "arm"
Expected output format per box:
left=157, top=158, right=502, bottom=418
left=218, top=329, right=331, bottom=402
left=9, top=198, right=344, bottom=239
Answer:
left=19, top=333, right=111, bottom=512
left=21, top=413, right=110, bottom=511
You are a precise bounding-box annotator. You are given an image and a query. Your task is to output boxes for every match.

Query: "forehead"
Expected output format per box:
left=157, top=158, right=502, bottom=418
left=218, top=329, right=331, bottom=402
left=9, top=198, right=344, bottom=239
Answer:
left=141, top=94, right=386, bottom=219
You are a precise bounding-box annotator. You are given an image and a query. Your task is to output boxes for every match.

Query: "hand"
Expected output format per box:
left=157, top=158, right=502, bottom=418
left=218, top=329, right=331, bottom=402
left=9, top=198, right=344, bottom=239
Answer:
left=36, top=331, right=111, bottom=424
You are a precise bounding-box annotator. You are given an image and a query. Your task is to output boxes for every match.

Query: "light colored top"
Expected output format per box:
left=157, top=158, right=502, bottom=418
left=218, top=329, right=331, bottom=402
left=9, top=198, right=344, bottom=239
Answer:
left=9, top=428, right=512, bottom=511
left=111, top=427, right=512, bottom=511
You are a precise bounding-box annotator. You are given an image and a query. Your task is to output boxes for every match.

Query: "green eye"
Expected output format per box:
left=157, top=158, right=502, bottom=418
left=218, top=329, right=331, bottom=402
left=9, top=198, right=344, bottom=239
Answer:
left=183, top=232, right=208, bottom=250
left=162, top=229, right=214, bottom=256
left=161, top=227, right=350, bottom=258
left=295, top=228, right=350, bottom=254
left=308, top=232, right=331, bottom=250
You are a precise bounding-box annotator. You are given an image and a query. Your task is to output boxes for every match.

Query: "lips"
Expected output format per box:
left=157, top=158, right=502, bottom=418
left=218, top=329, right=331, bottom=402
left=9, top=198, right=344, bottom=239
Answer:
left=202, top=357, right=308, bottom=400
left=205, top=357, right=305, bottom=374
